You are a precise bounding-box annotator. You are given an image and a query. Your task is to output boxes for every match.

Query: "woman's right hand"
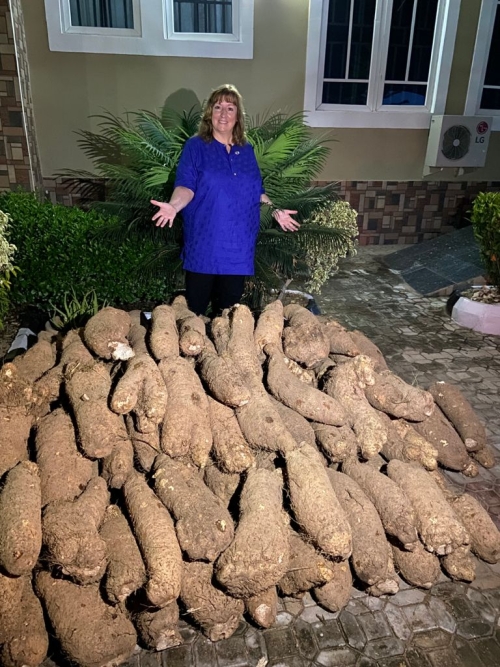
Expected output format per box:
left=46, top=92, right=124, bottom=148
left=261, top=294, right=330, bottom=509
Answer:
left=151, top=200, right=177, bottom=228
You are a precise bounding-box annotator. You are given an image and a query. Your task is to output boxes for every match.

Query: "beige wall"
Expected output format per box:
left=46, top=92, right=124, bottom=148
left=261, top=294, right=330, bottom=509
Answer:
left=22, top=0, right=500, bottom=182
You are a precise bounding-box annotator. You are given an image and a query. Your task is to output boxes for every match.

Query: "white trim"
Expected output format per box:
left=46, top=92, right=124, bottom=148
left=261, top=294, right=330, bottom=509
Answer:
left=44, top=0, right=254, bottom=58
left=465, top=0, right=500, bottom=118
left=304, top=0, right=462, bottom=129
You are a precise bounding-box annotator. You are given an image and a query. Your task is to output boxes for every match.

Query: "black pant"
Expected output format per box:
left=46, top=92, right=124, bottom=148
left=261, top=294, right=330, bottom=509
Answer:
left=185, top=271, right=246, bottom=316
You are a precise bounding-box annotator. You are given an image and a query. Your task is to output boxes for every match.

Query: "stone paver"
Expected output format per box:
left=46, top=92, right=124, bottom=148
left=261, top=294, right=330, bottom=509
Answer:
left=41, top=248, right=500, bottom=667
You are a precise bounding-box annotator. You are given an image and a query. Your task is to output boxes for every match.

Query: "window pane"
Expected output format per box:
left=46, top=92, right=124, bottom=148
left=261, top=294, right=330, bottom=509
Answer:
left=409, top=0, right=438, bottom=81
left=385, top=0, right=438, bottom=84
left=484, top=5, right=500, bottom=87
left=70, top=0, right=134, bottom=28
left=383, top=83, right=427, bottom=105
left=480, top=88, right=500, bottom=110
left=323, top=81, right=369, bottom=104
left=324, top=0, right=351, bottom=79
left=349, top=0, right=376, bottom=78
left=174, top=0, right=232, bottom=33
left=385, top=0, right=414, bottom=81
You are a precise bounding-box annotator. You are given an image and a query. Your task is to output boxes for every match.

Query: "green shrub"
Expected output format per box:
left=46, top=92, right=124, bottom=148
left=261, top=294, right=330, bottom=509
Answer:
left=470, top=191, right=500, bottom=288
left=0, top=192, right=174, bottom=311
left=0, top=209, right=18, bottom=329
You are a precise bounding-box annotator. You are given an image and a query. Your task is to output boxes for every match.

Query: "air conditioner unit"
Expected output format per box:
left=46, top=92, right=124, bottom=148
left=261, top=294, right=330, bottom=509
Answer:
left=425, top=115, right=492, bottom=170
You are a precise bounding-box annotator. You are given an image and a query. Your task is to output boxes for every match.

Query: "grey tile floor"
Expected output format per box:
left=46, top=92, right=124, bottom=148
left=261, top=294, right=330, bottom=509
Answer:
left=43, top=248, right=500, bottom=667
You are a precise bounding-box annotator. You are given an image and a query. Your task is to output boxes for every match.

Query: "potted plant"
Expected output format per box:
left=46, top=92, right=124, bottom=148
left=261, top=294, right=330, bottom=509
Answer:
left=450, top=192, right=500, bottom=335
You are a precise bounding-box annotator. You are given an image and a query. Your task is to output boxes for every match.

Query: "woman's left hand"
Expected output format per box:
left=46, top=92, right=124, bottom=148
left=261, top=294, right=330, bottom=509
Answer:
left=273, top=209, right=300, bottom=232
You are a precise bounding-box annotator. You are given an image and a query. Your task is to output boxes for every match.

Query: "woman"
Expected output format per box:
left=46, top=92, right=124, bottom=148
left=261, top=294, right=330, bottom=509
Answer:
left=151, top=84, right=299, bottom=316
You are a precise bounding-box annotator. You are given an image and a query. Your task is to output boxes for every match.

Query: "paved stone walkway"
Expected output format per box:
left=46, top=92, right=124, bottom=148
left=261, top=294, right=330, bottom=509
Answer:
left=44, top=248, right=500, bottom=667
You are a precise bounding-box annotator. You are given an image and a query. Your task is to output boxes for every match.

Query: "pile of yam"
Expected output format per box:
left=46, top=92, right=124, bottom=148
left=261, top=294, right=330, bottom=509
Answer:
left=1, top=296, right=499, bottom=667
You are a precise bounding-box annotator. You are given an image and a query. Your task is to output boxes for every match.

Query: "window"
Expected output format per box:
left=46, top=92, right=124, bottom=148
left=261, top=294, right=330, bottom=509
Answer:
left=304, top=0, right=461, bottom=128
left=69, top=0, right=134, bottom=29
left=44, top=0, right=253, bottom=58
left=465, top=0, right=500, bottom=129
left=173, top=0, right=233, bottom=34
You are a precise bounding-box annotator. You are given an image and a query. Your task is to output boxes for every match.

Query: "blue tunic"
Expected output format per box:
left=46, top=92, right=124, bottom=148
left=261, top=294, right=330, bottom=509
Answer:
left=174, top=135, right=264, bottom=275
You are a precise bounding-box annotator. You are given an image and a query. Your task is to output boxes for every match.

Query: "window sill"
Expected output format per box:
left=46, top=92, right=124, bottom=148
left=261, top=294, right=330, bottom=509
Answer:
left=305, top=109, right=435, bottom=130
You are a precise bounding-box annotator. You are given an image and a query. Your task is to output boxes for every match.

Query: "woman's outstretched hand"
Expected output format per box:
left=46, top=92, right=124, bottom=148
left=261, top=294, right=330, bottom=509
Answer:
left=151, top=200, right=177, bottom=228
left=273, top=209, right=300, bottom=232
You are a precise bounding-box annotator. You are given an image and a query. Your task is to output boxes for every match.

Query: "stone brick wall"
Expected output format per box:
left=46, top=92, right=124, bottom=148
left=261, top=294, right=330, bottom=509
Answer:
left=0, top=0, right=42, bottom=193
left=43, top=176, right=500, bottom=245
left=337, top=180, right=500, bottom=246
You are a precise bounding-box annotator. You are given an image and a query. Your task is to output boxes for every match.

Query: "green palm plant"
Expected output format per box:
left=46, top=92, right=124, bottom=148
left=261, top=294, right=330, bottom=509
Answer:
left=63, top=104, right=353, bottom=306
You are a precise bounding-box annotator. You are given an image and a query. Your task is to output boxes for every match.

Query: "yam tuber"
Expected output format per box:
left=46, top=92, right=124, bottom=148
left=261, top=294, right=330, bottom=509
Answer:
left=181, top=561, right=245, bottom=641
left=269, top=396, right=316, bottom=447
left=245, top=587, right=278, bottom=628
left=123, top=471, right=182, bottom=607
left=203, top=462, right=241, bottom=506
left=278, top=529, right=335, bottom=597
left=343, top=456, right=418, bottom=551
left=348, top=330, right=388, bottom=372
left=254, top=300, right=284, bottom=353
left=327, top=470, right=390, bottom=587
left=0, top=408, right=30, bottom=484
left=312, top=423, right=358, bottom=464
left=111, top=323, right=168, bottom=433
left=412, top=407, right=478, bottom=477
left=198, top=338, right=251, bottom=408
left=0, top=577, right=48, bottom=667
left=226, top=304, right=263, bottom=388
left=42, top=476, right=109, bottom=584
left=149, top=304, right=179, bottom=360
left=133, top=601, right=182, bottom=651
left=64, top=354, right=126, bottom=460
left=13, top=338, right=55, bottom=383
left=471, top=444, right=496, bottom=469
left=282, top=304, right=330, bottom=368
left=388, top=418, right=438, bottom=471
left=323, top=321, right=360, bottom=356
left=125, top=415, right=161, bottom=473
left=391, top=540, right=440, bottom=589
left=265, top=344, right=346, bottom=425
left=0, top=461, right=42, bottom=576
left=99, top=505, right=147, bottom=604
left=101, top=429, right=135, bottom=489
left=441, top=545, right=476, bottom=582
left=159, top=355, right=212, bottom=467
left=429, top=381, right=486, bottom=452
left=386, top=460, right=469, bottom=555
left=324, top=356, right=387, bottom=460
left=35, top=570, right=136, bottom=667
left=448, top=493, right=500, bottom=564
left=365, top=551, right=399, bottom=597
left=35, top=408, right=94, bottom=506
left=312, top=561, right=352, bottom=613
left=172, top=294, right=206, bottom=356
left=216, top=468, right=289, bottom=598
left=286, top=444, right=352, bottom=559
left=235, top=392, right=298, bottom=455
left=153, top=454, right=234, bottom=562
left=208, top=396, right=255, bottom=473
left=210, top=314, right=231, bottom=355
left=365, top=370, right=434, bottom=422
left=84, top=306, right=134, bottom=361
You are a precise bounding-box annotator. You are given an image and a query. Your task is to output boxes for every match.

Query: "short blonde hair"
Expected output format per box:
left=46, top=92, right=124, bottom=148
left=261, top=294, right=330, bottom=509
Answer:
left=198, top=84, right=247, bottom=145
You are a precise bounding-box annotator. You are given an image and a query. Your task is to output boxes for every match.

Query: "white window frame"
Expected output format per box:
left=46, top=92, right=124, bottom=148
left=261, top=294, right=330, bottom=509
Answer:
left=304, top=0, right=461, bottom=129
left=465, top=0, right=500, bottom=131
left=44, top=0, right=254, bottom=58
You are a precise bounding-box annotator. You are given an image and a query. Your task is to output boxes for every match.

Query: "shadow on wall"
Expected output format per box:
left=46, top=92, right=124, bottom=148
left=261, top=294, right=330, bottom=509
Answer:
left=163, top=89, right=202, bottom=117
